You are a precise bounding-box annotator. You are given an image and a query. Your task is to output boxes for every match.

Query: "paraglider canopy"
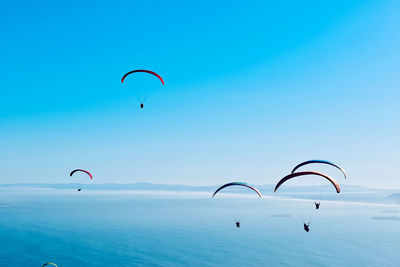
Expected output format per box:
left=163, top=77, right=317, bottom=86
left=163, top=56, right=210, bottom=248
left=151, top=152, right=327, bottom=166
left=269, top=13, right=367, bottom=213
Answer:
left=274, top=171, right=341, bottom=193
left=291, top=160, right=347, bottom=178
left=42, top=263, right=58, bottom=267
left=70, top=169, right=93, bottom=179
left=212, top=182, right=262, bottom=198
left=121, top=69, right=164, bottom=85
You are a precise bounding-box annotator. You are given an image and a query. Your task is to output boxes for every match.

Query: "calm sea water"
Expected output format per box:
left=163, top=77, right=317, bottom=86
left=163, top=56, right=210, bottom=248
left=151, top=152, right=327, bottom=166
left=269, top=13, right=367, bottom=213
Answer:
left=0, top=190, right=399, bottom=266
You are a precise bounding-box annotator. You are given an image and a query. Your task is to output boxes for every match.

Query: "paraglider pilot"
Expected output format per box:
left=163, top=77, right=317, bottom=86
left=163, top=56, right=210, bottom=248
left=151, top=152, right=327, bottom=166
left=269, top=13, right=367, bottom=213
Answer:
left=314, top=202, right=320, bottom=209
left=235, top=221, right=240, bottom=228
left=140, top=103, right=144, bottom=109
left=304, top=222, right=310, bottom=232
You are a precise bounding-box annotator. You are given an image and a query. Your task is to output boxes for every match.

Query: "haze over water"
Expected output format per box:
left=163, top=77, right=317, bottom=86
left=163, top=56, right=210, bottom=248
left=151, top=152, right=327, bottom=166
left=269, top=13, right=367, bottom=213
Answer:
left=1, top=190, right=399, bottom=266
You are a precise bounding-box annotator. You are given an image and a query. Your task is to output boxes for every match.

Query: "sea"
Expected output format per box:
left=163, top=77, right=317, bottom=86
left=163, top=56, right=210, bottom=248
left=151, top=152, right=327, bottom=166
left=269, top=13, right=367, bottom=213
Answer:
left=0, top=189, right=399, bottom=266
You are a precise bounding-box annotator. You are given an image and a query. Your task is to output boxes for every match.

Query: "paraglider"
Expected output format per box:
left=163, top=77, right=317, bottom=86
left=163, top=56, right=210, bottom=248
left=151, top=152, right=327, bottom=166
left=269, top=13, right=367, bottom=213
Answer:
left=121, top=69, right=164, bottom=84
left=70, top=169, right=92, bottom=192
left=291, top=160, right=347, bottom=178
left=212, top=182, right=262, bottom=198
left=274, top=171, right=341, bottom=194
left=121, top=69, right=164, bottom=109
left=42, top=263, right=58, bottom=267
left=303, top=222, right=310, bottom=232
left=70, top=169, right=93, bottom=179
left=213, top=182, right=261, bottom=228
left=315, top=202, right=320, bottom=209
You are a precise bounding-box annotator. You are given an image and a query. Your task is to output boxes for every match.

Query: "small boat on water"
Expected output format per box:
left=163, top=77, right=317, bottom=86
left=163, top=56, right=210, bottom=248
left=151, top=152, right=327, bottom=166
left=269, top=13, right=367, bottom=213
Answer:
left=371, top=216, right=400, bottom=221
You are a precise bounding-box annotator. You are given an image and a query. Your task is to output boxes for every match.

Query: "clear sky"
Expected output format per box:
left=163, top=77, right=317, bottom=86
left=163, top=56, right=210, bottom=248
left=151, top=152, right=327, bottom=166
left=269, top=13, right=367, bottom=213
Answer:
left=0, top=0, right=399, bottom=188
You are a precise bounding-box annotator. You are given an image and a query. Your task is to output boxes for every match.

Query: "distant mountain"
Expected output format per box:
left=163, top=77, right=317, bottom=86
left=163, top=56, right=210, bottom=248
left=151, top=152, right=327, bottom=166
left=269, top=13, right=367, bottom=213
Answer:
left=0, top=182, right=390, bottom=194
left=0, top=182, right=396, bottom=204
left=387, top=193, right=400, bottom=203
left=258, top=184, right=387, bottom=194
left=0, top=182, right=214, bottom=192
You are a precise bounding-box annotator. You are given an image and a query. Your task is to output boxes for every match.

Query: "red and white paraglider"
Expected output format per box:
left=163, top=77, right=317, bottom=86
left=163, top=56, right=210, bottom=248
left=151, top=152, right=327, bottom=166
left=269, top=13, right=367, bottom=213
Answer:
left=121, top=69, right=164, bottom=109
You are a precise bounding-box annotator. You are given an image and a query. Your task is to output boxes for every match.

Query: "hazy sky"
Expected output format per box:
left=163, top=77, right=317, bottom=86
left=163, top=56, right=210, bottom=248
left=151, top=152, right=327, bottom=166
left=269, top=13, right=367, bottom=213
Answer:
left=1, top=0, right=399, bottom=188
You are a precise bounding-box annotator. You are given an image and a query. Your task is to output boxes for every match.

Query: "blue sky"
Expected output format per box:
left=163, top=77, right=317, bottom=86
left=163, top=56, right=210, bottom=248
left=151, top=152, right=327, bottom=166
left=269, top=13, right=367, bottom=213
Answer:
left=0, top=0, right=399, bottom=188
